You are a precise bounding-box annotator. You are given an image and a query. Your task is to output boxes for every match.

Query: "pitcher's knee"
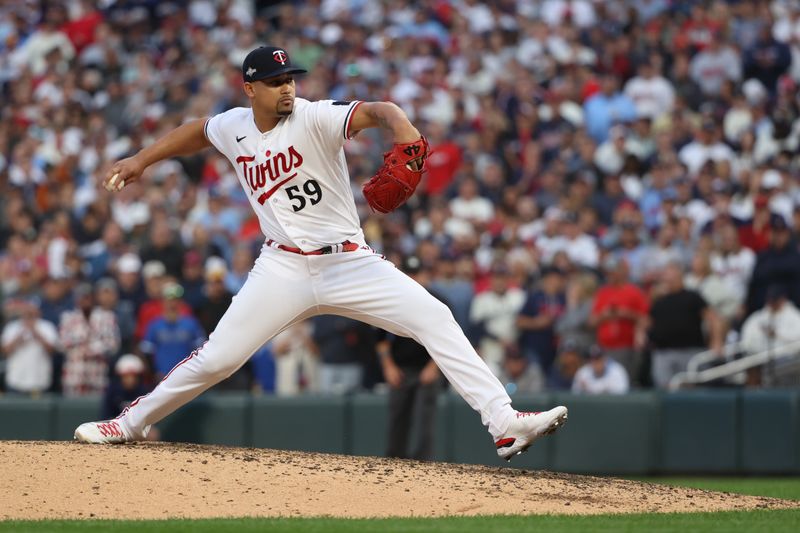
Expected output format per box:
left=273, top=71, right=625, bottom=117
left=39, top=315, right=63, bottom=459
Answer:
left=195, top=347, right=243, bottom=380
left=414, top=298, right=457, bottom=329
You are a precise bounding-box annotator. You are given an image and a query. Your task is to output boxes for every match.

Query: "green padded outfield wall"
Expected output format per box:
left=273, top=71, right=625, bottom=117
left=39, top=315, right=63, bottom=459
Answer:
left=159, top=393, right=250, bottom=446
left=0, top=396, right=53, bottom=440
left=2, top=390, right=799, bottom=474
left=739, top=389, right=800, bottom=474
left=550, top=392, right=659, bottom=474
left=660, top=390, right=739, bottom=473
left=250, top=395, right=347, bottom=454
left=348, top=393, right=452, bottom=460
left=53, top=396, right=103, bottom=441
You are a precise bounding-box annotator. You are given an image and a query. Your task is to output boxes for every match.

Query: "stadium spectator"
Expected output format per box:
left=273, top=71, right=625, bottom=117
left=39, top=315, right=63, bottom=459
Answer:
left=101, top=353, right=148, bottom=420
left=516, top=267, right=566, bottom=376
left=552, top=211, right=599, bottom=269
left=188, top=187, right=241, bottom=262
left=113, top=253, right=146, bottom=346
left=589, top=257, right=649, bottom=384
left=684, top=251, right=741, bottom=331
left=194, top=257, right=232, bottom=336
left=689, top=32, right=742, bottom=96
left=140, top=282, right=206, bottom=381
left=59, top=282, right=120, bottom=397
left=140, top=220, right=185, bottom=279
left=648, top=263, right=724, bottom=389
left=710, top=223, right=756, bottom=315
left=583, top=73, right=637, bottom=144
left=744, top=25, right=792, bottom=94
left=271, top=321, right=318, bottom=397
left=571, top=345, right=630, bottom=395
left=470, top=263, right=526, bottom=377
left=741, top=284, right=800, bottom=358
left=135, top=261, right=192, bottom=341
left=180, top=250, right=206, bottom=311
left=95, top=277, right=135, bottom=354
left=746, top=216, right=800, bottom=314
left=421, top=122, right=462, bottom=197
left=640, top=221, right=689, bottom=285
left=554, top=271, right=598, bottom=353
left=1, top=299, right=58, bottom=396
left=38, top=276, right=72, bottom=327
left=623, top=57, right=675, bottom=121
left=678, top=119, right=736, bottom=177
left=312, top=315, right=375, bottom=395
left=224, top=244, right=253, bottom=296
left=547, top=339, right=583, bottom=391
left=429, top=255, right=474, bottom=332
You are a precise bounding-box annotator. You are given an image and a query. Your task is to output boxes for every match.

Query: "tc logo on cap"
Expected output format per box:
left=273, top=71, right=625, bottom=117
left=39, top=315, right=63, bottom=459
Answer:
left=273, top=50, right=288, bottom=65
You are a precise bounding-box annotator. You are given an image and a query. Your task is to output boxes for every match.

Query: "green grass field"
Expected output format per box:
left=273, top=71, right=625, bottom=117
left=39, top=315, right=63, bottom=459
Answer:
left=3, top=478, right=799, bottom=532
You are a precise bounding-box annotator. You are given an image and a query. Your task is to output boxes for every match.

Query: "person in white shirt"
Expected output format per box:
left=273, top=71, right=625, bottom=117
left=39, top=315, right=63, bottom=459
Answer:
left=572, top=345, right=630, bottom=395
left=689, top=34, right=742, bottom=95
left=469, top=264, right=526, bottom=377
left=678, top=120, right=736, bottom=176
left=449, top=177, right=495, bottom=225
left=684, top=251, right=741, bottom=332
left=640, top=221, right=686, bottom=284
left=552, top=211, right=599, bottom=269
left=1, top=300, right=59, bottom=395
left=540, top=0, right=597, bottom=29
left=270, top=321, right=318, bottom=397
left=710, top=223, right=756, bottom=309
left=593, top=125, right=627, bottom=176
left=741, top=285, right=800, bottom=357
left=624, top=60, right=675, bottom=120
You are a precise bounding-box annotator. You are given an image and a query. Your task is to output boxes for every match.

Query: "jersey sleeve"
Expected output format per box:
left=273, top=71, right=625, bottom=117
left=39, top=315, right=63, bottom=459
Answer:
left=203, top=108, right=248, bottom=155
left=203, top=113, right=225, bottom=152
left=307, top=100, right=363, bottom=150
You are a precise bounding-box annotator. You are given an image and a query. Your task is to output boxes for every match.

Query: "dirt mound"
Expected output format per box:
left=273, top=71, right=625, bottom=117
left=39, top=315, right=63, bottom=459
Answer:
left=0, top=441, right=795, bottom=519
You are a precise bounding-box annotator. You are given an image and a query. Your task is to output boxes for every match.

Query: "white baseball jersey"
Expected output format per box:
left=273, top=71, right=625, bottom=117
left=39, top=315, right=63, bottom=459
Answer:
left=204, top=98, right=364, bottom=252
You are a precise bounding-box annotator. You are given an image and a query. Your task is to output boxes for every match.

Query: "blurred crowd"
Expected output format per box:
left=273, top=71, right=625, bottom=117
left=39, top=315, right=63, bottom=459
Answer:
left=3, top=0, right=800, bottom=406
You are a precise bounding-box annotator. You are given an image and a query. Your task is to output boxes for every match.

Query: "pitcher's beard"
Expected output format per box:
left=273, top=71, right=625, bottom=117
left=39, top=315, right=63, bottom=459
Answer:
left=277, top=101, right=294, bottom=116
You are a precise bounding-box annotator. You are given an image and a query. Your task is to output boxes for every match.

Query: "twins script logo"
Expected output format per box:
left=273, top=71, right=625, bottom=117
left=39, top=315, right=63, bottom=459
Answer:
left=236, top=146, right=304, bottom=205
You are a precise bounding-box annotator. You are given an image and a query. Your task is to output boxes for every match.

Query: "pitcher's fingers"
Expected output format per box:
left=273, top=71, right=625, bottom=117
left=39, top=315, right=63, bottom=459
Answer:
left=105, top=172, right=120, bottom=192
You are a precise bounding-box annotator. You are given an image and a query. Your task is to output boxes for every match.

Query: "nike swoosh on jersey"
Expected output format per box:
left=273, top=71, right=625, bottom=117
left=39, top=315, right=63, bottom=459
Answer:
left=236, top=135, right=246, bottom=142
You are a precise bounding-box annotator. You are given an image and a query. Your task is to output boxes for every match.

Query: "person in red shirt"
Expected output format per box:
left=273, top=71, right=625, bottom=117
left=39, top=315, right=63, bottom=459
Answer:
left=134, top=261, right=192, bottom=341
left=589, top=256, right=650, bottom=385
left=738, top=195, right=776, bottom=254
left=422, top=122, right=462, bottom=197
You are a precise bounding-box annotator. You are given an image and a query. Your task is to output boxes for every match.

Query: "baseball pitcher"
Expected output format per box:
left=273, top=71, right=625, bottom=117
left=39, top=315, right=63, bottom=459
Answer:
left=75, top=46, right=567, bottom=461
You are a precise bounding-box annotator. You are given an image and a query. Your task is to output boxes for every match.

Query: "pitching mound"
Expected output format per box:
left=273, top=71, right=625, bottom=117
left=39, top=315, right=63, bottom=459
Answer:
left=0, top=441, right=795, bottom=519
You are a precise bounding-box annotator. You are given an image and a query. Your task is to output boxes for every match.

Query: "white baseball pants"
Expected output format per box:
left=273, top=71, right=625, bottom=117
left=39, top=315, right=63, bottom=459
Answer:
left=119, top=244, right=515, bottom=439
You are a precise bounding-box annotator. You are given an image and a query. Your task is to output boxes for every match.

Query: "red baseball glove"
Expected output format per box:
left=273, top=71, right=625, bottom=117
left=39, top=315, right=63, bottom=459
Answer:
left=362, top=136, right=429, bottom=213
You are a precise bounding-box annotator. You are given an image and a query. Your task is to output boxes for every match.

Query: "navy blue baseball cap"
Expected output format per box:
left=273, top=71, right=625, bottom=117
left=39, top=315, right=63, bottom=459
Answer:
left=242, top=46, right=307, bottom=82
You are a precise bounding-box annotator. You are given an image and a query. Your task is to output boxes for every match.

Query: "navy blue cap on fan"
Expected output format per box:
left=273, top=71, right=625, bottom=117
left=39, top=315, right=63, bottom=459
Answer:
left=242, top=46, right=307, bottom=82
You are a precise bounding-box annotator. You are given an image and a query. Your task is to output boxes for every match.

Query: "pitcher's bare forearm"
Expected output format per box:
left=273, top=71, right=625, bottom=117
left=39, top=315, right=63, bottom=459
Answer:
left=349, top=101, right=420, bottom=143
left=136, top=119, right=212, bottom=168
left=104, top=119, right=212, bottom=191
